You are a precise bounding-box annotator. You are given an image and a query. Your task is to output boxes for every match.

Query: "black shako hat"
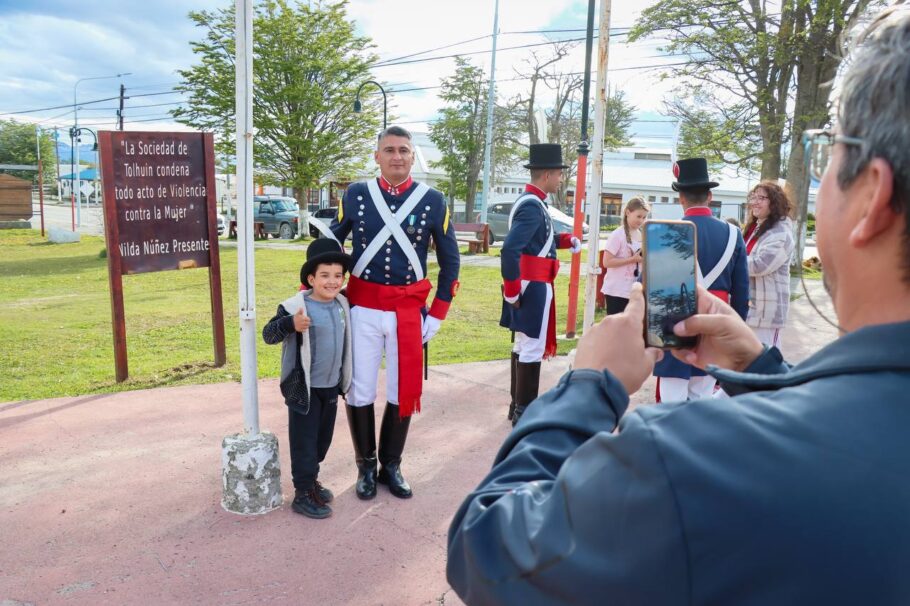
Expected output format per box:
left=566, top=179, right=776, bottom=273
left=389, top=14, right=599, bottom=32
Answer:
left=524, top=143, right=569, bottom=169
left=671, top=158, right=720, bottom=191
left=300, top=237, right=352, bottom=286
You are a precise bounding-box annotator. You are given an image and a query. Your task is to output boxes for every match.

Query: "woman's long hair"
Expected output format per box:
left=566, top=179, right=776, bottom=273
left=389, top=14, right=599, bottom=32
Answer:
left=743, top=181, right=793, bottom=241
left=622, top=196, right=650, bottom=244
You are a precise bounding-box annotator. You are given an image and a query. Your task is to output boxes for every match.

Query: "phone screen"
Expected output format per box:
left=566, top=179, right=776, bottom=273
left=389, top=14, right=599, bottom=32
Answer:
left=643, top=220, right=698, bottom=349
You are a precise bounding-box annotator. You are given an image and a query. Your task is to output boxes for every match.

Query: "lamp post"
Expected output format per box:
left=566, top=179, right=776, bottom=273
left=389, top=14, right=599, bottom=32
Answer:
left=353, top=80, right=387, bottom=130
left=73, top=72, right=130, bottom=228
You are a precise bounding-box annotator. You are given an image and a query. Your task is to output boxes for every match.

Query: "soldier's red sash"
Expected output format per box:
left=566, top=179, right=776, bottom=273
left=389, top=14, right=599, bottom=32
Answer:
left=346, top=275, right=431, bottom=417
left=519, top=254, right=560, bottom=359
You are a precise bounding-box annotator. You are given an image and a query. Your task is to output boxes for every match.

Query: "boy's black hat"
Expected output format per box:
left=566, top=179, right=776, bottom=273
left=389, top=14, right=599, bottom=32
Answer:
left=524, top=143, right=569, bottom=169
left=671, top=158, right=719, bottom=191
left=300, top=238, right=352, bottom=286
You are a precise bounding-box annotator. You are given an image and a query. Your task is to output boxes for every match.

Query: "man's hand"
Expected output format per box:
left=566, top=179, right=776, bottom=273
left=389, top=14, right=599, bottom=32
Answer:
left=422, top=315, right=442, bottom=343
left=293, top=308, right=311, bottom=332
left=570, top=236, right=583, bottom=254
left=670, top=286, right=764, bottom=372
left=573, top=283, right=663, bottom=395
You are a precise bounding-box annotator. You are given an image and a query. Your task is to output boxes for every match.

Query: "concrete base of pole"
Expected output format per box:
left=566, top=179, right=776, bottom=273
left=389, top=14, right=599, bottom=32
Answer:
left=221, top=432, right=282, bottom=515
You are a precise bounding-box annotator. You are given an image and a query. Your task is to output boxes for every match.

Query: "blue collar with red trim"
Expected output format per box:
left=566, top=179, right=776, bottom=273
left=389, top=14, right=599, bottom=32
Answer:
left=378, top=175, right=414, bottom=196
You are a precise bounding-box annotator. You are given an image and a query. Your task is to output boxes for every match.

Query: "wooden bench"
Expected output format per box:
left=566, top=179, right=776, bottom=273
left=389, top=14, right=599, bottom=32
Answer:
left=452, top=222, right=490, bottom=254
left=229, top=220, right=267, bottom=240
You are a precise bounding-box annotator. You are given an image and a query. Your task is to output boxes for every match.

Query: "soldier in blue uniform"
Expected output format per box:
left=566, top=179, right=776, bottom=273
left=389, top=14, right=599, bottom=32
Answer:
left=653, top=158, right=749, bottom=401
left=500, top=143, right=581, bottom=426
left=330, top=125, right=460, bottom=500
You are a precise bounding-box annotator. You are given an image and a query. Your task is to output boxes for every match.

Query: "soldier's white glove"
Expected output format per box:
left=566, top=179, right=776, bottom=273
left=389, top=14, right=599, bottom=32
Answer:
left=570, top=236, right=583, bottom=254
left=422, top=315, right=442, bottom=343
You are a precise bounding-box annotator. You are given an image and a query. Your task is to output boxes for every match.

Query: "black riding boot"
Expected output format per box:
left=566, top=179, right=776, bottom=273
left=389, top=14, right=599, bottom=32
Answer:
left=507, top=352, right=519, bottom=421
left=511, top=360, right=541, bottom=427
left=345, top=404, right=377, bottom=500
left=377, top=403, right=413, bottom=498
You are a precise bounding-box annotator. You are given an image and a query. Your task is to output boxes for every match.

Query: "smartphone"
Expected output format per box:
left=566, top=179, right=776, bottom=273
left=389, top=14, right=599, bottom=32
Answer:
left=642, top=220, right=698, bottom=349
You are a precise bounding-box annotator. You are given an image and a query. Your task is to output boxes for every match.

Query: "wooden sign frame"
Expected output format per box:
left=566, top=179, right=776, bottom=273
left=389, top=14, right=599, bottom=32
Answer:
left=98, top=131, right=226, bottom=382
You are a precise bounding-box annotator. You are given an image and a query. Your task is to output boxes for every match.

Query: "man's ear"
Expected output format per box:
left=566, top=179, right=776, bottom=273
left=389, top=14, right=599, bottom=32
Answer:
left=849, top=158, right=898, bottom=247
left=373, top=149, right=380, bottom=165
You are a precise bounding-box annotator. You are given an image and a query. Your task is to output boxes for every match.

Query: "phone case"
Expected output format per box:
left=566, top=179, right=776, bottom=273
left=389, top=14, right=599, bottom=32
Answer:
left=642, top=220, right=699, bottom=349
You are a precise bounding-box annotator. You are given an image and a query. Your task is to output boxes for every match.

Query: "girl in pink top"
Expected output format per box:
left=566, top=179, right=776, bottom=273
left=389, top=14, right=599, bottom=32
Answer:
left=600, top=197, right=650, bottom=315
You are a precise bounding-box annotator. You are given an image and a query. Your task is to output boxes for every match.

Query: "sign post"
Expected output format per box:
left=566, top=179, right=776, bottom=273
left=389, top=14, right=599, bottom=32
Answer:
left=98, top=130, right=226, bottom=382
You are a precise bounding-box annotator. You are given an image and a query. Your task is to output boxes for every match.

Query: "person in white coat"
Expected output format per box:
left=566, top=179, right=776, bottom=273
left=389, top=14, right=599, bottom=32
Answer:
left=742, top=181, right=796, bottom=348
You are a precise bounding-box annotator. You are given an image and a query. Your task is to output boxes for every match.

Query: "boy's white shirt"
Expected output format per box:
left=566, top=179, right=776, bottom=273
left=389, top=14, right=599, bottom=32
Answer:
left=281, top=289, right=353, bottom=398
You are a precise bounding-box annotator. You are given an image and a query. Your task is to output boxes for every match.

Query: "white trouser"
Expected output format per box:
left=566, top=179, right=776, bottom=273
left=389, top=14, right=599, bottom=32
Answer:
left=512, top=283, right=553, bottom=363
left=659, top=375, right=717, bottom=403
left=348, top=306, right=399, bottom=407
left=751, top=327, right=783, bottom=349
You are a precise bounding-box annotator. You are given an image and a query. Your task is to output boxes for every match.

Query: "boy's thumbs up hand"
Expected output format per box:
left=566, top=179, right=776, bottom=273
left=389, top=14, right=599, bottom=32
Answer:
left=293, top=308, right=311, bottom=332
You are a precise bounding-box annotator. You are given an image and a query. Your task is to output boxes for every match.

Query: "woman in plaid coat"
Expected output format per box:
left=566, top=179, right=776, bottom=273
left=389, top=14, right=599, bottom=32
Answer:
left=743, top=181, right=796, bottom=347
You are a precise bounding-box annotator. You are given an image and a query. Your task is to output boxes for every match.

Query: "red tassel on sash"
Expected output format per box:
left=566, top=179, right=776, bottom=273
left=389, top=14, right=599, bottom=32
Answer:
left=346, top=275, right=431, bottom=417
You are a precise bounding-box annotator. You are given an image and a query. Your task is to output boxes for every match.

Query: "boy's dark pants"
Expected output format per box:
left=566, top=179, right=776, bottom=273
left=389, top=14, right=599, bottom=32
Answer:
left=288, top=387, right=338, bottom=491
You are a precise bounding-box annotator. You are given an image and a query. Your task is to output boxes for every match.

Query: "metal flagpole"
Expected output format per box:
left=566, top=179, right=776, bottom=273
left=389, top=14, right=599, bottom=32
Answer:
left=221, top=0, right=282, bottom=516
left=478, top=0, right=500, bottom=224
left=582, top=0, right=612, bottom=332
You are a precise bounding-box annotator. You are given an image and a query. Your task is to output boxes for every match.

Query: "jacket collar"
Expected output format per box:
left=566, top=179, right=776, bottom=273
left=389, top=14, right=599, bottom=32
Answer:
left=683, top=206, right=713, bottom=217
left=524, top=183, right=548, bottom=200
left=711, top=320, right=910, bottom=389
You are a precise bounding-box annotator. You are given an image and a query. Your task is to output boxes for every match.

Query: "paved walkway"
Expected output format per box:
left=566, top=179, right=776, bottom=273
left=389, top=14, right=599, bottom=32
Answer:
left=0, top=282, right=836, bottom=605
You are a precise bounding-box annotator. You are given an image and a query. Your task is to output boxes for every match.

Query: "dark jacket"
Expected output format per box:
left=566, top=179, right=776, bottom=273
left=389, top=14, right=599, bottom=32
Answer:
left=447, top=320, right=910, bottom=605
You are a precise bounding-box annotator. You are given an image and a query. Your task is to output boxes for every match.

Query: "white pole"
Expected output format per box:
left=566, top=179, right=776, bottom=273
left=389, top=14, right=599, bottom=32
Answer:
left=478, top=0, right=500, bottom=224
left=236, top=0, right=260, bottom=436
left=583, top=0, right=612, bottom=332
left=74, top=88, right=81, bottom=228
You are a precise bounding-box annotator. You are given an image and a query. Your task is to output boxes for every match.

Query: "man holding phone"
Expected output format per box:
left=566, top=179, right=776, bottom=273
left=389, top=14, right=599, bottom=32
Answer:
left=448, top=8, right=910, bottom=604
left=652, top=158, right=748, bottom=402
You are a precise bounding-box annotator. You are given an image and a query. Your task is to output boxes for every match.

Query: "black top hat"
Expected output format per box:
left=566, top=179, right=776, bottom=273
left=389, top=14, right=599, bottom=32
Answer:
left=524, top=143, right=569, bottom=169
left=300, top=238, right=352, bottom=286
left=671, top=158, right=719, bottom=191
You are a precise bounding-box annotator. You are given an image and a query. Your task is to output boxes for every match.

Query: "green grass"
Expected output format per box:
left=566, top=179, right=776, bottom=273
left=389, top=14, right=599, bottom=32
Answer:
left=0, top=229, right=597, bottom=401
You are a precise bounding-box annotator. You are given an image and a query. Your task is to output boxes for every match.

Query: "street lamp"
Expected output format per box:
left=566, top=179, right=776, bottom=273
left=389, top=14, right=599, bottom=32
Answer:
left=353, top=80, right=387, bottom=130
left=73, top=72, right=130, bottom=229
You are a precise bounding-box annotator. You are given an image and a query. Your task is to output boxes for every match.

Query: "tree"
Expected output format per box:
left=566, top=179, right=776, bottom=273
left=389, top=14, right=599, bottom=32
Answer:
left=603, top=87, right=636, bottom=152
left=0, top=120, right=57, bottom=187
left=671, top=94, right=759, bottom=173
left=428, top=57, right=522, bottom=220
left=631, top=0, right=800, bottom=180
left=173, top=0, right=381, bottom=206
left=784, top=0, right=876, bottom=265
left=506, top=43, right=635, bottom=209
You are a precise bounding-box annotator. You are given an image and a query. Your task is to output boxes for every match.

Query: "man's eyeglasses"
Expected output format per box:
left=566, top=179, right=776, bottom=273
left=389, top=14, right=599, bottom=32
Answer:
left=802, top=129, right=865, bottom=181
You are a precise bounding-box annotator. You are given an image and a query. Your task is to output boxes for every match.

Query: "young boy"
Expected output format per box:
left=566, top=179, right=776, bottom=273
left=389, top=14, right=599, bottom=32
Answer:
left=262, top=238, right=353, bottom=519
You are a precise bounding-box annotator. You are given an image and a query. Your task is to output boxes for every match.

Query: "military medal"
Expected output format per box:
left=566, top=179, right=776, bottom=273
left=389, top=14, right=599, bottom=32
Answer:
left=406, top=214, right=416, bottom=234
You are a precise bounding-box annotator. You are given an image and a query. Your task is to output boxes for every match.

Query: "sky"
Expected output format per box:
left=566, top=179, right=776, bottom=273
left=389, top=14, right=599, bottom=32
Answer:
left=0, top=0, right=680, bottom=146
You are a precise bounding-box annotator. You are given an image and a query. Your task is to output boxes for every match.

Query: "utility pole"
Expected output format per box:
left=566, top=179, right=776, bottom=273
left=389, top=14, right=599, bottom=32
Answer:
left=118, top=84, right=126, bottom=130
left=478, top=0, right=500, bottom=224
left=583, top=0, right=612, bottom=332
left=53, top=127, right=61, bottom=202
left=35, top=125, right=45, bottom=237
left=564, top=0, right=597, bottom=339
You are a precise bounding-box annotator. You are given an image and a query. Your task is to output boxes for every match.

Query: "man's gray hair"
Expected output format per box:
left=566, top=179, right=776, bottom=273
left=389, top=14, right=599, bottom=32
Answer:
left=376, top=125, right=413, bottom=148
left=837, top=6, right=910, bottom=279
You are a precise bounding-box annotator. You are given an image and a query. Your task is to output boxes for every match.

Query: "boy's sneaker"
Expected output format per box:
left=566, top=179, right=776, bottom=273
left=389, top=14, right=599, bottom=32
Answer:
left=292, top=488, right=331, bottom=519
left=314, top=480, right=334, bottom=503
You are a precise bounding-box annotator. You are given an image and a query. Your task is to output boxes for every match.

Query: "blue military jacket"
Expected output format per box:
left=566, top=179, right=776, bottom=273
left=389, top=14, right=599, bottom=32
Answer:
left=448, top=320, right=910, bottom=605
left=330, top=178, right=460, bottom=316
left=654, top=209, right=749, bottom=379
left=499, top=190, right=566, bottom=338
